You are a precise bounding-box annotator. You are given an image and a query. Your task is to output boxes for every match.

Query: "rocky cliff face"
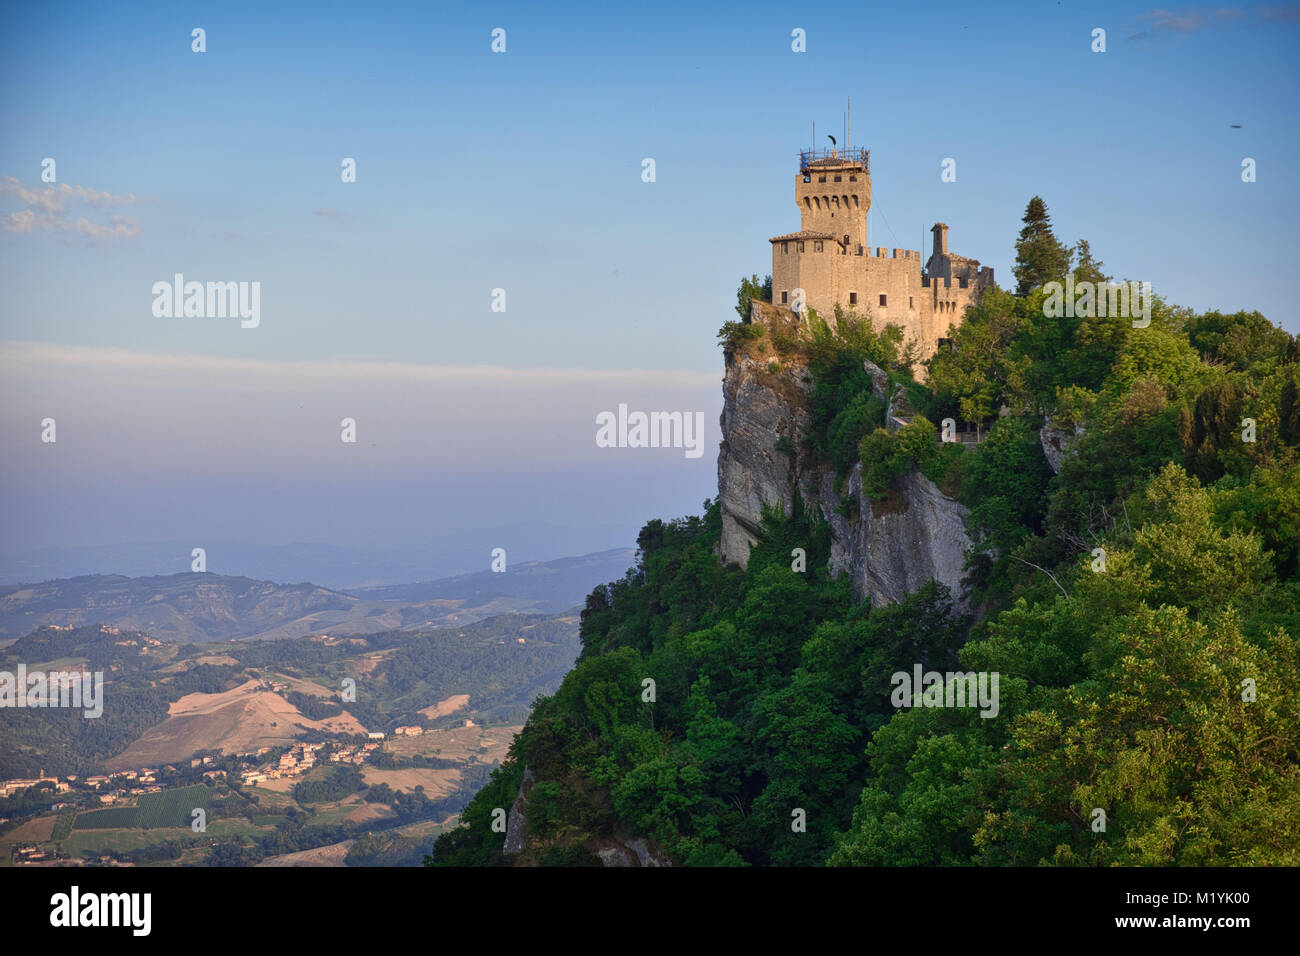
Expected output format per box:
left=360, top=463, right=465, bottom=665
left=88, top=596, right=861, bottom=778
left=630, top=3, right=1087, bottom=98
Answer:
left=718, top=302, right=975, bottom=611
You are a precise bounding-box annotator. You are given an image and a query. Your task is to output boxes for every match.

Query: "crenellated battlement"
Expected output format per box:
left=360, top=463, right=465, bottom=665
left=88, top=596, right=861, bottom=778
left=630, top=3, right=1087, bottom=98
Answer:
left=922, top=275, right=981, bottom=289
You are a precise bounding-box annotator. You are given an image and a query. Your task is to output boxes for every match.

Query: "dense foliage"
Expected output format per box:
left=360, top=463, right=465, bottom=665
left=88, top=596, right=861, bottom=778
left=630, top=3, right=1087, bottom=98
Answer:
left=434, top=201, right=1300, bottom=866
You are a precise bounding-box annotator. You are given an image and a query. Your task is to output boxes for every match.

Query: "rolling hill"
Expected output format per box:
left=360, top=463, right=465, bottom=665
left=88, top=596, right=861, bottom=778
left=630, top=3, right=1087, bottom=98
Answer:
left=0, top=548, right=635, bottom=643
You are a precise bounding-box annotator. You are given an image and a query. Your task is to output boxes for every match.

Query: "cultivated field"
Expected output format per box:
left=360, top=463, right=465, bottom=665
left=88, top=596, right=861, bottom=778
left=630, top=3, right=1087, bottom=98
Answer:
left=256, top=840, right=354, bottom=867
left=360, top=767, right=460, bottom=796
left=418, top=693, right=470, bottom=719
left=382, top=723, right=520, bottom=763
left=105, top=679, right=368, bottom=770
left=1, top=814, right=56, bottom=843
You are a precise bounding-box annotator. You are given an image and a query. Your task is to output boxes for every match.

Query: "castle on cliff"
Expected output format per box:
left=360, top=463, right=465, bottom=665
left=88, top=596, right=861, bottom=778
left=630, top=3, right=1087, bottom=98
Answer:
left=769, top=146, right=993, bottom=362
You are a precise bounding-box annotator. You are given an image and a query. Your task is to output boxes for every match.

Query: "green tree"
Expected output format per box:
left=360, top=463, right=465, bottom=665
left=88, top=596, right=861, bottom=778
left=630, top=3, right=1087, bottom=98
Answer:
left=735, top=273, right=773, bottom=319
left=1071, top=239, right=1108, bottom=286
left=1280, top=367, right=1300, bottom=447
left=1013, top=197, right=1071, bottom=295
left=1178, top=378, right=1251, bottom=484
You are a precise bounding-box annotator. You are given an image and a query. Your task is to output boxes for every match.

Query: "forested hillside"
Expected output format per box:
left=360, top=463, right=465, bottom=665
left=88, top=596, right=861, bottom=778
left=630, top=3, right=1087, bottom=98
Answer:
left=432, top=200, right=1300, bottom=867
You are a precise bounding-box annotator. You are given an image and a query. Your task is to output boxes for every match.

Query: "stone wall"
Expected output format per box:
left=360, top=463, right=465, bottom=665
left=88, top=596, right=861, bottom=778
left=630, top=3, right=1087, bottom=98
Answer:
left=769, top=155, right=993, bottom=368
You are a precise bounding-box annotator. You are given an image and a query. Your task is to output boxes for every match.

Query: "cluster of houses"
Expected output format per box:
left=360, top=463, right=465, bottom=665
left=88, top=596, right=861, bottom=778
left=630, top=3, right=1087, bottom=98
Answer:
left=238, top=740, right=381, bottom=786
left=113, top=635, right=164, bottom=650
left=0, top=772, right=72, bottom=799
left=12, top=845, right=51, bottom=864
left=2, top=768, right=166, bottom=800
left=2, top=767, right=175, bottom=808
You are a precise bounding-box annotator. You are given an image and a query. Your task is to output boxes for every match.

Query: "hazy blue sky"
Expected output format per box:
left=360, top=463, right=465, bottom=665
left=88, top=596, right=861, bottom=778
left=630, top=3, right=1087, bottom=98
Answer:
left=1, top=1, right=1297, bottom=566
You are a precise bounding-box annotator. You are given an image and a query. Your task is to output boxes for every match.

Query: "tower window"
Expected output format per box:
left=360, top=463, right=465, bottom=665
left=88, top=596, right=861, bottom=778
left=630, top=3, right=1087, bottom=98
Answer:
left=879, top=294, right=888, bottom=307
left=834, top=174, right=842, bottom=182
left=783, top=242, right=789, bottom=254
left=781, top=291, right=788, bottom=304
left=818, top=175, right=826, bottom=183
left=909, top=296, right=914, bottom=309
left=798, top=241, right=805, bottom=253
left=849, top=292, right=857, bottom=305
left=814, top=241, right=823, bottom=252
left=849, top=174, right=857, bottom=181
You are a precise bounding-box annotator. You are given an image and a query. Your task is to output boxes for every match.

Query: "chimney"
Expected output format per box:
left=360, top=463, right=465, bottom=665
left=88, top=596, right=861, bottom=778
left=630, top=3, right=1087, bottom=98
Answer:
left=931, top=223, right=949, bottom=257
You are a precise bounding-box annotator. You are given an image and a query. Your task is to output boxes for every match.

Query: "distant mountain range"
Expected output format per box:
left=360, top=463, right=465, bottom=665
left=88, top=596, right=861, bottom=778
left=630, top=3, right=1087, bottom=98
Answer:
left=0, top=548, right=635, bottom=643
left=0, top=522, right=635, bottom=590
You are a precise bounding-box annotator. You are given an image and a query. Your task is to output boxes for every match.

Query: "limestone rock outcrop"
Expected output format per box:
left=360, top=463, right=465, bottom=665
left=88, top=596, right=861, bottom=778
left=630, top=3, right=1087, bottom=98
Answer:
left=718, top=302, right=974, bottom=611
left=502, top=766, right=534, bottom=855
left=1040, top=417, right=1086, bottom=475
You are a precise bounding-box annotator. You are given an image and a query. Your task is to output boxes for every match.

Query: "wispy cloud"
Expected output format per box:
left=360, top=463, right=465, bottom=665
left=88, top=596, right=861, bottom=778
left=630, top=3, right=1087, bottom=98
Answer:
left=0, top=340, right=718, bottom=387
left=1257, top=3, right=1300, bottom=21
left=312, top=206, right=354, bottom=226
left=1142, top=7, right=1208, bottom=31
left=74, top=215, right=141, bottom=239
left=1129, top=5, right=1296, bottom=39
left=0, top=176, right=148, bottom=240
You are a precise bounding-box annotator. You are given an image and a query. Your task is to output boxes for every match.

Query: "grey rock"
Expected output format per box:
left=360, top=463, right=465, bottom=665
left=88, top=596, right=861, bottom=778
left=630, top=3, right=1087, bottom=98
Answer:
left=624, top=838, right=662, bottom=867
left=886, top=383, right=915, bottom=432
left=599, top=846, right=633, bottom=866
left=502, top=766, right=534, bottom=854
left=719, top=324, right=973, bottom=610
left=1040, top=417, right=1086, bottom=475
left=862, top=359, right=890, bottom=402
left=717, top=349, right=812, bottom=568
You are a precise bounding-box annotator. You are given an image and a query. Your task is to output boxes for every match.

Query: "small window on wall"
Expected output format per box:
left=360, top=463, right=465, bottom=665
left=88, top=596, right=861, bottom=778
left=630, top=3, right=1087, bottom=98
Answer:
left=818, top=175, right=826, bottom=183
left=834, top=174, right=842, bottom=182
left=781, top=291, right=788, bottom=304
left=879, top=294, right=888, bottom=307
left=798, top=241, right=805, bottom=252
left=849, top=292, right=858, bottom=305
left=849, top=174, right=857, bottom=182
left=909, top=296, right=914, bottom=309
left=814, top=241, right=823, bottom=252
left=783, top=242, right=789, bottom=254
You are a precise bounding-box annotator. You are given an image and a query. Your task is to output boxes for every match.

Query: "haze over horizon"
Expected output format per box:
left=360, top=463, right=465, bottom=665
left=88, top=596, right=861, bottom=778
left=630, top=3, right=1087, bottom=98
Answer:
left=3, top=0, right=1296, bottom=557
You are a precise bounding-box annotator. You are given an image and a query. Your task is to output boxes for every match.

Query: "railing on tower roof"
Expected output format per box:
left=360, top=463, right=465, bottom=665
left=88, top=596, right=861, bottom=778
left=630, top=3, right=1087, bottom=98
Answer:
left=799, top=147, right=869, bottom=173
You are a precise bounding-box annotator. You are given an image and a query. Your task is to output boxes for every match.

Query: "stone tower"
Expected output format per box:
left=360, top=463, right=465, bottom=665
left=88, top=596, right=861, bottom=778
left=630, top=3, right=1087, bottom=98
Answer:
left=794, top=147, right=870, bottom=250
left=769, top=144, right=993, bottom=365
